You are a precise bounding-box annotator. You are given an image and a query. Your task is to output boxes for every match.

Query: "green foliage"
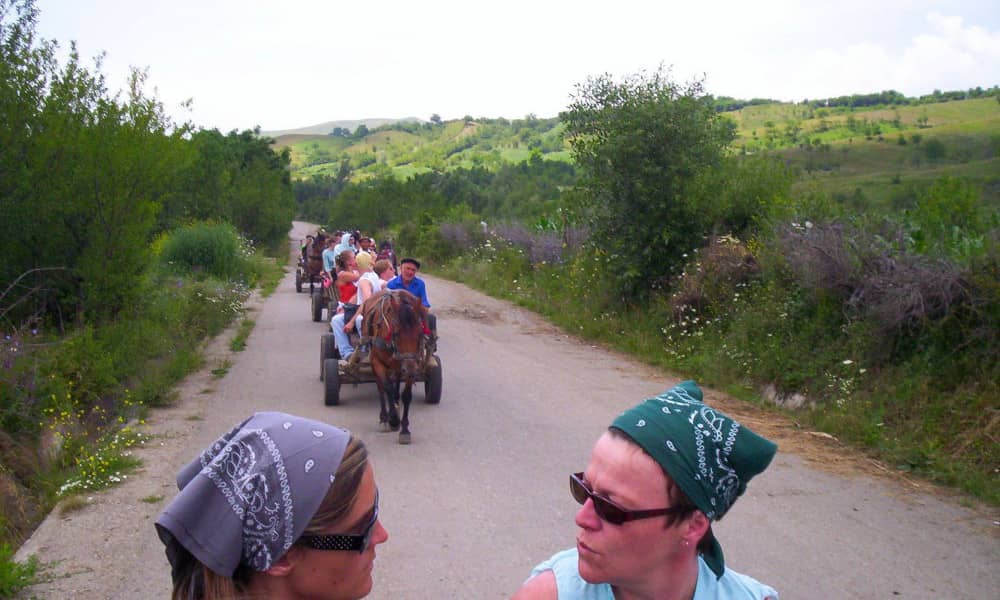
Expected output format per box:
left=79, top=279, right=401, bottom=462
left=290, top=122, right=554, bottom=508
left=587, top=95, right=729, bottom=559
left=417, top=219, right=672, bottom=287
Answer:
left=562, top=67, right=736, bottom=300
left=437, top=191, right=999, bottom=503
left=230, top=318, right=255, bottom=352
left=0, top=542, right=37, bottom=598
left=907, top=177, right=990, bottom=261
left=923, top=137, right=947, bottom=160
left=166, top=129, right=296, bottom=247
left=1, top=0, right=293, bottom=326
left=156, top=222, right=257, bottom=282
left=56, top=426, right=146, bottom=497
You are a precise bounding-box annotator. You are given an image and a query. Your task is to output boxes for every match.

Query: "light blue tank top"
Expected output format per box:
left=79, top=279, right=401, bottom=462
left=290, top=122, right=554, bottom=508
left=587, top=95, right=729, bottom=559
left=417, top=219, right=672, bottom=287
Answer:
left=528, top=548, right=778, bottom=600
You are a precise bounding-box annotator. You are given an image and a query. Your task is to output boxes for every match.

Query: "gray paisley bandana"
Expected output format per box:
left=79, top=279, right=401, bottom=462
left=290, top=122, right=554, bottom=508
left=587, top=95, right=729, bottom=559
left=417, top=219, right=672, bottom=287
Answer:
left=611, top=380, right=777, bottom=578
left=155, top=412, right=351, bottom=576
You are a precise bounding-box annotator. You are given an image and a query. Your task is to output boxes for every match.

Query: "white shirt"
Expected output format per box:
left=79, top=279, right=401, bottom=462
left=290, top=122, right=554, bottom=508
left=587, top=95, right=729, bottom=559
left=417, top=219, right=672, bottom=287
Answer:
left=355, top=271, right=382, bottom=304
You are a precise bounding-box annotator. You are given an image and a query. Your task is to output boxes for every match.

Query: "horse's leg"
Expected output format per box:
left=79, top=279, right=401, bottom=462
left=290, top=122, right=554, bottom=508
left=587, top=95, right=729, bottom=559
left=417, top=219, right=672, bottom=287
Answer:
left=388, top=374, right=401, bottom=431
left=398, top=380, right=413, bottom=445
left=372, top=361, right=390, bottom=432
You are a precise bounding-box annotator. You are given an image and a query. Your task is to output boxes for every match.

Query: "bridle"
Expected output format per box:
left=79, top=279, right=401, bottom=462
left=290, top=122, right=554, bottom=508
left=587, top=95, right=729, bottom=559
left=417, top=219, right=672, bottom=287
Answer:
left=368, top=292, right=428, bottom=364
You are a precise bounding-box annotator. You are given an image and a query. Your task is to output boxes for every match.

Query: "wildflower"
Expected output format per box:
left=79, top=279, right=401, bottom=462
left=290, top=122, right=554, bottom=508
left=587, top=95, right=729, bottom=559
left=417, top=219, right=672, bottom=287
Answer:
left=842, top=359, right=853, bottom=365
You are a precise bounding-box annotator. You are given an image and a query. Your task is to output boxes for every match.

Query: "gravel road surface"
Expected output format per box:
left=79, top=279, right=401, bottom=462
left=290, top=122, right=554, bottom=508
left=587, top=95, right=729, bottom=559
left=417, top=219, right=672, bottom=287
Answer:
left=15, top=222, right=998, bottom=599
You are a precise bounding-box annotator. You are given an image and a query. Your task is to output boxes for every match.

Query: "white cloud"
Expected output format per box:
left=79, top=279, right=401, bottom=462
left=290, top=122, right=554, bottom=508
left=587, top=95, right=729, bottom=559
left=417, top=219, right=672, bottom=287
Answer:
left=32, top=1, right=1000, bottom=131
left=777, top=12, right=1000, bottom=100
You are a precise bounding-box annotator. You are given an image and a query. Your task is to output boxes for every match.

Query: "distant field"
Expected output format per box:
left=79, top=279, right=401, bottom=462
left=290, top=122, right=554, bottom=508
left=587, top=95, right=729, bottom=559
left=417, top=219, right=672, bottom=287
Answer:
left=731, top=97, right=999, bottom=146
left=281, top=98, right=998, bottom=211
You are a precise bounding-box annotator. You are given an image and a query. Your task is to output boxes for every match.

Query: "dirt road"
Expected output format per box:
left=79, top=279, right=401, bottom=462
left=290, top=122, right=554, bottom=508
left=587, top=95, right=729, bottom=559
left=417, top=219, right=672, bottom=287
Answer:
left=15, top=222, right=998, bottom=599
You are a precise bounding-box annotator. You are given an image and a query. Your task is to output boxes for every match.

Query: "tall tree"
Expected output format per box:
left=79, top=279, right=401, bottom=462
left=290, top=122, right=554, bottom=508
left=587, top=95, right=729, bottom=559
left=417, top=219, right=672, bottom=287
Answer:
left=562, top=66, right=735, bottom=300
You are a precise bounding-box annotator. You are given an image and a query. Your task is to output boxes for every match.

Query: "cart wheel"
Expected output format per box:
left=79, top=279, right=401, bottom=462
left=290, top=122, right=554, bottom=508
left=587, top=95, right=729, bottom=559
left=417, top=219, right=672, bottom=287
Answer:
left=320, top=334, right=337, bottom=380
left=324, top=359, right=341, bottom=406
left=295, top=269, right=303, bottom=293
left=424, top=355, right=442, bottom=404
left=311, top=291, right=323, bottom=322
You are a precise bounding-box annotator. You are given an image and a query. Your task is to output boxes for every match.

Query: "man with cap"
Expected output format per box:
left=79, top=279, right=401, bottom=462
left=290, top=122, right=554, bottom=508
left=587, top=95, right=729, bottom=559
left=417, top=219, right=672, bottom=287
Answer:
left=385, top=256, right=436, bottom=341
left=512, top=381, right=779, bottom=600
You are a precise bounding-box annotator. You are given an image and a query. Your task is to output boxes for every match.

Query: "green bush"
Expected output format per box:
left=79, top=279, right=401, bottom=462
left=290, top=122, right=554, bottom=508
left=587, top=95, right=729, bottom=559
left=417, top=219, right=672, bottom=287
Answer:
left=157, top=222, right=256, bottom=282
left=0, top=542, right=37, bottom=598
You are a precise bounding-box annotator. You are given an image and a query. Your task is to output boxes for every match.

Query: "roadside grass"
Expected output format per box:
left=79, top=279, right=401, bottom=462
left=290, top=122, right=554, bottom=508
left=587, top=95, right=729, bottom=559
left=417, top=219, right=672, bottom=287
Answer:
left=211, top=359, right=233, bottom=379
left=0, top=225, right=276, bottom=573
left=230, top=318, right=256, bottom=352
left=255, top=255, right=285, bottom=297
left=439, top=241, right=999, bottom=507
left=0, top=543, right=37, bottom=598
left=55, top=427, right=148, bottom=499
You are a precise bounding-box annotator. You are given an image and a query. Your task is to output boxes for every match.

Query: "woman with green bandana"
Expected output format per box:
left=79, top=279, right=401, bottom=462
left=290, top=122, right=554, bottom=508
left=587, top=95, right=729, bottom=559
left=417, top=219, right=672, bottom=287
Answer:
left=512, top=381, right=779, bottom=600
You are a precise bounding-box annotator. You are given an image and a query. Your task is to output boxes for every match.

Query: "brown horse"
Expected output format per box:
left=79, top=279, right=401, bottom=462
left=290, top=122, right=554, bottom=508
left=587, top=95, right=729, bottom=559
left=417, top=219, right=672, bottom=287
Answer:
left=304, top=232, right=328, bottom=292
left=361, top=289, right=430, bottom=444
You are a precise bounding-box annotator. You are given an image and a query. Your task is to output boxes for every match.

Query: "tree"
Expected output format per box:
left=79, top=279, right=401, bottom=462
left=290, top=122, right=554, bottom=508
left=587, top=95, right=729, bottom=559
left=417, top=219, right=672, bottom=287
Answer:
left=562, top=66, right=735, bottom=301
left=923, top=138, right=946, bottom=161
left=430, top=113, right=442, bottom=125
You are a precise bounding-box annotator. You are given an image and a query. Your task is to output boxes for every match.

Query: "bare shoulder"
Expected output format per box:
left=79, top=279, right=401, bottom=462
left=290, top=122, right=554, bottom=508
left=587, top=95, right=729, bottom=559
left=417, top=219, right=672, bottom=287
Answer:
left=510, top=569, right=557, bottom=600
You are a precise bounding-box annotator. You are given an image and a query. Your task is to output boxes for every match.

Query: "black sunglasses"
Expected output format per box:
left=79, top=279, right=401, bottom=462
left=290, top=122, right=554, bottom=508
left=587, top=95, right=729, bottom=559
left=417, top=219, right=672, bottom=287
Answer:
left=570, top=472, right=683, bottom=525
left=298, top=490, right=379, bottom=553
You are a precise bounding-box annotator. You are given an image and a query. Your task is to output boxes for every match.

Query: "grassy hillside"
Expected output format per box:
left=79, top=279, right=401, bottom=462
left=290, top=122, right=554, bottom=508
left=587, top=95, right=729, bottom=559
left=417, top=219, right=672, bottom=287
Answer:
left=272, top=116, right=570, bottom=180
left=277, top=97, right=998, bottom=211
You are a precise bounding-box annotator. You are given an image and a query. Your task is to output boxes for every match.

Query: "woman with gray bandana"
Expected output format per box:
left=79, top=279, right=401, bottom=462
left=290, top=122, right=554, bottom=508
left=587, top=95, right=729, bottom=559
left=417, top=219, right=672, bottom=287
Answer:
left=155, top=412, right=388, bottom=599
left=513, top=381, right=778, bottom=600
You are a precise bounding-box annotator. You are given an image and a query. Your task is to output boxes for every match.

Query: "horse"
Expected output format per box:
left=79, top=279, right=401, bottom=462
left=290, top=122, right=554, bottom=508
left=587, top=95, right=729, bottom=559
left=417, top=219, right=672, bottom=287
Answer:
left=361, top=289, right=431, bottom=444
left=304, top=232, right=328, bottom=293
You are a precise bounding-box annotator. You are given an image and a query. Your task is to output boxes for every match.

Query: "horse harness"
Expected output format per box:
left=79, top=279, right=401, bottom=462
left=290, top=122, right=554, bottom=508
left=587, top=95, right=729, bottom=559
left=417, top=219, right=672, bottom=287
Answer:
left=365, top=291, right=431, bottom=363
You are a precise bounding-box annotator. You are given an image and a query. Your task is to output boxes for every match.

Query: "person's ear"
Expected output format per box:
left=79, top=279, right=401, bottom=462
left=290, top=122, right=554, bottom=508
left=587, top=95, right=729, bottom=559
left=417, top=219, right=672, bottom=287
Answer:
left=683, top=511, right=711, bottom=545
left=264, top=548, right=300, bottom=577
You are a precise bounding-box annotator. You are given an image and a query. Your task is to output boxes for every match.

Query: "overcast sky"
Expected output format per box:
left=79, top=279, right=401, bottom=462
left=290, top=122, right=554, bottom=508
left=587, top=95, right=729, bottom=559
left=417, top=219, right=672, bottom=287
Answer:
left=33, top=0, right=1000, bottom=133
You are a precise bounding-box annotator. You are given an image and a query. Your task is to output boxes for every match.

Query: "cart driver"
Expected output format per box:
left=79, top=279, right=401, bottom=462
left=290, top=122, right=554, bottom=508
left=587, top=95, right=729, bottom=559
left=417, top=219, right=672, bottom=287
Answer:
left=385, top=257, right=437, bottom=343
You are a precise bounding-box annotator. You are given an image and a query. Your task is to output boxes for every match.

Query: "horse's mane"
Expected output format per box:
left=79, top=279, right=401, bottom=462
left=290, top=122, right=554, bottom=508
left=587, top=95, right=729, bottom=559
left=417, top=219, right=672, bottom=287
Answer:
left=396, top=295, right=421, bottom=335
left=364, top=290, right=424, bottom=339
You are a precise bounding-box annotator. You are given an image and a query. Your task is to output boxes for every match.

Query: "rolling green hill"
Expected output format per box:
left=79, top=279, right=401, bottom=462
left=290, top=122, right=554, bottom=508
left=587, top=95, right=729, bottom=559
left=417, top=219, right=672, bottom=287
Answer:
left=729, top=97, right=1000, bottom=208
left=271, top=115, right=571, bottom=180
left=275, top=96, right=999, bottom=207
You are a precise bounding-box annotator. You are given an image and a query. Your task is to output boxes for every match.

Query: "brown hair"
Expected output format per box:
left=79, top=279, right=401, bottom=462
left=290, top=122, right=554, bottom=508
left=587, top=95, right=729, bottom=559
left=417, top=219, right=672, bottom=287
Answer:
left=373, top=259, right=392, bottom=276
left=335, top=249, right=355, bottom=271
left=170, top=436, right=370, bottom=600
left=607, top=428, right=708, bottom=548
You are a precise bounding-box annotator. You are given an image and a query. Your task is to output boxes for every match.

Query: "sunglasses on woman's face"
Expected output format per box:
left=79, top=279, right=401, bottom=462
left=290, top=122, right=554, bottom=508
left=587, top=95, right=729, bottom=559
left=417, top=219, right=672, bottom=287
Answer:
left=298, top=490, right=379, bottom=553
left=570, top=472, right=683, bottom=525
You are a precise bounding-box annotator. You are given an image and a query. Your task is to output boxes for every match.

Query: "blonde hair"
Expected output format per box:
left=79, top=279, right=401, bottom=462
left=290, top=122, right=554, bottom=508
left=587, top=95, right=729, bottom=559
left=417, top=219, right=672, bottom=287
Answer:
left=355, top=252, right=374, bottom=271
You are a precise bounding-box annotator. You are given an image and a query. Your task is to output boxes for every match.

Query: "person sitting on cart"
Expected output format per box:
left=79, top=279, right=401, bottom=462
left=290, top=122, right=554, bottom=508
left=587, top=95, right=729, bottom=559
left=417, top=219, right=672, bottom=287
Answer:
left=300, top=235, right=314, bottom=265
left=385, top=257, right=436, bottom=342
left=321, top=236, right=338, bottom=277
left=334, top=250, right=360, bottom=310
left=331, top=255, right=394, bottom=363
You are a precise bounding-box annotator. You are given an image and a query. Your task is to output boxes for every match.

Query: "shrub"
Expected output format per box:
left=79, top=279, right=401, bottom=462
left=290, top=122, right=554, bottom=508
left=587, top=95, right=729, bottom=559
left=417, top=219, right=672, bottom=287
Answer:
left=157, top=222, right=256, bottom=282
left=0, top=542, right=37, bottom=597
left=669, top=235, right=759, bottom=322
left=777, top=221, right=970, bottom=356
left=923, top=138, right=947, bottom=161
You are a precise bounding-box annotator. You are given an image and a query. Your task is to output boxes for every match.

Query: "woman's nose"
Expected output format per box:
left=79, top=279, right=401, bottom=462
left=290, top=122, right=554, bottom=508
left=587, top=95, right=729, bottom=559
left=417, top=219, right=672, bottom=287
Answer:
left=574, top=498, right=601, bottom=530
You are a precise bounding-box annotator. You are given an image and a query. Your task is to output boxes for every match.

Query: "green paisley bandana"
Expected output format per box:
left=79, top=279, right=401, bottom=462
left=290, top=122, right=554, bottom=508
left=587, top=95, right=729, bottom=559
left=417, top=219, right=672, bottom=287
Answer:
left=611, top=380, right=777, bottom=578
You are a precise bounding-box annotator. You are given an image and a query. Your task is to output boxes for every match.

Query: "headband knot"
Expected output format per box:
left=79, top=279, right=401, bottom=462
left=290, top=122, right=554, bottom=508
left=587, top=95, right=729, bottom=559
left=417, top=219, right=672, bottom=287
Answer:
left=156, top=412, right=351, bottom=577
